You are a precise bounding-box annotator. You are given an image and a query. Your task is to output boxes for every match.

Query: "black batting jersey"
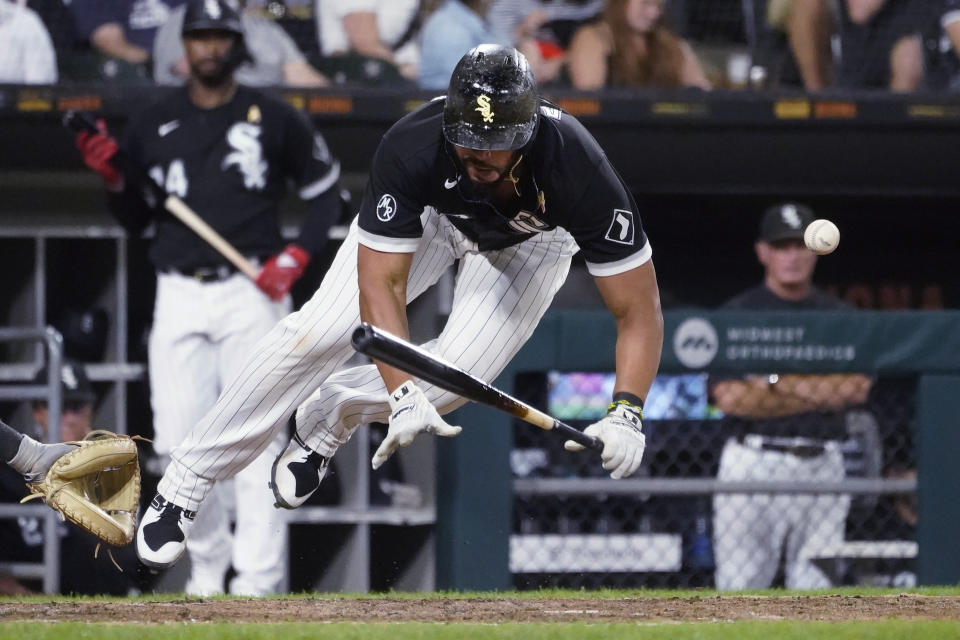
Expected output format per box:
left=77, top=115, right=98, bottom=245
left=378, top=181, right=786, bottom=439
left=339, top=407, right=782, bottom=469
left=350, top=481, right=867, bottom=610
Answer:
left=357, top=98, right=651, bottom=277
left=120, top=85, right=339, bottom=270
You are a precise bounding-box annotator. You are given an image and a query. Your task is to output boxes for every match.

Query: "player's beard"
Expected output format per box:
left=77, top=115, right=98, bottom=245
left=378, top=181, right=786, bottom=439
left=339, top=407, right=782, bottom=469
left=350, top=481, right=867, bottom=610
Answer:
left=456, top=153, right=521, bottom=201
left=190, top=54, right=233, bottom=89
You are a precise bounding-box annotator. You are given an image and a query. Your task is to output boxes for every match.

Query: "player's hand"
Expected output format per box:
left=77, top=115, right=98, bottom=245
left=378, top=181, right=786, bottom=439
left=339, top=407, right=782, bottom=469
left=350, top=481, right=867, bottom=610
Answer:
left=372, top=380, right=461, bottom=470
left=255, top=244, right=310, bottom=301
left=564, top=403, right=646, bottom=479
left=75, top=119, right=122, bottom=190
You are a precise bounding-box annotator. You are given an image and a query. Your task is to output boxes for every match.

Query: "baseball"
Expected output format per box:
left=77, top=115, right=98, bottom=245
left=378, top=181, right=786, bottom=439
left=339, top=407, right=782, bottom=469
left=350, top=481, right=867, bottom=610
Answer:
left=804, top=219, right=840, bottom=255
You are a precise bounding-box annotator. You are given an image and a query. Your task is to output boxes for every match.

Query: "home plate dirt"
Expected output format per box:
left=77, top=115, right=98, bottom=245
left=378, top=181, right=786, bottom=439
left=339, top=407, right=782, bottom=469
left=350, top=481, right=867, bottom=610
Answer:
left=1, top=595, right=960, bottom=624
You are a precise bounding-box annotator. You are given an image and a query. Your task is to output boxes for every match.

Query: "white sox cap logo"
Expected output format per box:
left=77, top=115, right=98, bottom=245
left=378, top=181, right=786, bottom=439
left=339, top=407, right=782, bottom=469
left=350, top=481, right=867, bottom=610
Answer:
left=204, top=0, right=222, bottom=19
left=780, top=204, right=802, bottom=228
left=376, top=194, right=397, bottom=221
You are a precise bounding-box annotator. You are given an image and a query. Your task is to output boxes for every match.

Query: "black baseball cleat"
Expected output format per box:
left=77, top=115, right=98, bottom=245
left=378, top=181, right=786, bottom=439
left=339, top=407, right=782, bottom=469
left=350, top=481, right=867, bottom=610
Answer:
left=136, top=493, right=196, bottom=569
left=270, top=434, right=330, bottom=509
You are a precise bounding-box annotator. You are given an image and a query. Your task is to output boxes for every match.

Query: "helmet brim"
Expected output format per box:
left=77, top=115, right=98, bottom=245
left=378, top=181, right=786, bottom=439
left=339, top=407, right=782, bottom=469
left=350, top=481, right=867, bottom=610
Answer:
left=442, top=121, right=535, bottom=151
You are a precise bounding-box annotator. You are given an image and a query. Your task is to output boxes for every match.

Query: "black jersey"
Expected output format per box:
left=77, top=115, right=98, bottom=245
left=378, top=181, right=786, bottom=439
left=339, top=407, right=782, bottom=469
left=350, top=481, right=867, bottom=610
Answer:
left=118, top=85, right=339, bottom=271
left=722, top=284, right=850, bottom=311
left=356, top=98, right=650, bottom=276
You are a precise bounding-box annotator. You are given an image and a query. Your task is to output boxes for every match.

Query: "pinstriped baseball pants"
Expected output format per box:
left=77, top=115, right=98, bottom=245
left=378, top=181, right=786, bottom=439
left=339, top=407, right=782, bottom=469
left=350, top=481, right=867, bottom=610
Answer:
left=159, top=210, right=578, bottom=511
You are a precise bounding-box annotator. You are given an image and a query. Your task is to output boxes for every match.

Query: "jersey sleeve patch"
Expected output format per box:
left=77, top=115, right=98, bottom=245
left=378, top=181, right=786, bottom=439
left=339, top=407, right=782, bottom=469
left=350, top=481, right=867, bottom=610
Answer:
left=585, top=241, right=653, bottom=277
left=604, top=209, right=635, bottom=245
left=357, top=228, right=420, bottom=253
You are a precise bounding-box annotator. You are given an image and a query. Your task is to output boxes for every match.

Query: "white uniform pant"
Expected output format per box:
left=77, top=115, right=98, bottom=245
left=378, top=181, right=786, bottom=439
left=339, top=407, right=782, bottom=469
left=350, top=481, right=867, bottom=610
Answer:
left=149, top=270, right=291, bottom=595
left=712, top=437, right=850, bottom=590
left=159, top=212, right=578, bottom=511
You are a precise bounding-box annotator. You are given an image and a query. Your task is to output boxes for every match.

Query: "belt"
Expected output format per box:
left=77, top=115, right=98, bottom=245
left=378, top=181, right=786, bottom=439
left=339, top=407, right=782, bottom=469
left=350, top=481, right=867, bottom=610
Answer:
left=736, top=434, right=830, bottom=459
left=167, top=264, right=239, bottom=282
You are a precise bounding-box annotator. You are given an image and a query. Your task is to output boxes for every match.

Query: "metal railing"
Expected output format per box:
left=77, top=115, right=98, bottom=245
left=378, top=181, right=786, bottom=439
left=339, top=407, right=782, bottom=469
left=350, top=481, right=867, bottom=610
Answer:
left=0, top=326, right=64, bottom=594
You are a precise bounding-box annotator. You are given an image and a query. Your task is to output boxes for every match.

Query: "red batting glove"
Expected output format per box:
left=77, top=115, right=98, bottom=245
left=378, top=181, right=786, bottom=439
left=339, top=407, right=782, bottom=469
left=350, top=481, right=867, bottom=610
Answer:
left=75, top=119, right=122, bottom=190
left=255, top=244, right=310, bottom=301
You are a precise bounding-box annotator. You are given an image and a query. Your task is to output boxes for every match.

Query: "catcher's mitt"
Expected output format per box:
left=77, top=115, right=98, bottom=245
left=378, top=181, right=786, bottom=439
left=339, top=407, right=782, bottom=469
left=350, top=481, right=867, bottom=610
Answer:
left=21, top=430, right=141, bottom=547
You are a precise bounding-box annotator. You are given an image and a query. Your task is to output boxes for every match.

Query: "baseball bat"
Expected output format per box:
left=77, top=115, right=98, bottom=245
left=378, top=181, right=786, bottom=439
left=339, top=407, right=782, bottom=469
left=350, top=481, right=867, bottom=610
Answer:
left=351, top=323, right=603, bottom=451
left=63, top=110, right=260, bottom=281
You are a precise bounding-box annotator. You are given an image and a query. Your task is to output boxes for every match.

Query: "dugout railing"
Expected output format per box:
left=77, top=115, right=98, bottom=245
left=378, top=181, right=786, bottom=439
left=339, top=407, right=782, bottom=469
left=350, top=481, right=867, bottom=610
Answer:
left=436, top=309, right=959, bottom=590
left=0, top=326, right=66, bottom=594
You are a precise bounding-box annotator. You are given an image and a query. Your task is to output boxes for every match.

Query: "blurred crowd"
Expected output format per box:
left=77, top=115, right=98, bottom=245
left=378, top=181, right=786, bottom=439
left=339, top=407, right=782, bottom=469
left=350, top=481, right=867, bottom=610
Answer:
left=0, top=0, right=957, bottom=92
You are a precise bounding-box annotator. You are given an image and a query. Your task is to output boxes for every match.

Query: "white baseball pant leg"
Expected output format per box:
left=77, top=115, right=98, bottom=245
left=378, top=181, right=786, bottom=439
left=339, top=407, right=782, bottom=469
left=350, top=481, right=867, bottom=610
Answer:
left=713, top=439, right=850, bottom=590
left=294, top=215, right=580, bottom=457
left=782, top=443, right=849, bottom=589
left=149, top=271, right=290, bottom=594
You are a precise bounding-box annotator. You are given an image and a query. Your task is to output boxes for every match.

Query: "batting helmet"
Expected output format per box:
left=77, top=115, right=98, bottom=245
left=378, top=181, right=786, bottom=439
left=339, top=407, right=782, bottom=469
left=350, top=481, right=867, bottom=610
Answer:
left=182, top=0, right=252, bottom=74
left=182, top=0, right=243, bottom=38
left=442, top=45, right=539, bottom=151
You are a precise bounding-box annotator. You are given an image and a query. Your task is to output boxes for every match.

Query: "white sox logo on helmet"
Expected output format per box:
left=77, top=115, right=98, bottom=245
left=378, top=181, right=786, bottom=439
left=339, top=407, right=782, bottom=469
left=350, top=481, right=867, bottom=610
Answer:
left=377, top=194, right=397, bottom=221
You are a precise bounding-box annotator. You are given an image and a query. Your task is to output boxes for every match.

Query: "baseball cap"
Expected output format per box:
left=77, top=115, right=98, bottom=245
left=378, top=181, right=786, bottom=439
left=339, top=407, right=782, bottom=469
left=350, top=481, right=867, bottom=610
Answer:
left=758, top=202, right=815, bottom=242
left=34, top=360, right=95, bottom=404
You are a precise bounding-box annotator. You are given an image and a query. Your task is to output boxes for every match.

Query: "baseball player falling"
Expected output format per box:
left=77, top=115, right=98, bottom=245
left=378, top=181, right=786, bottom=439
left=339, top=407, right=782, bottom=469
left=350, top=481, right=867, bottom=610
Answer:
left=73, top=0, right=341, bottom=594
left=135, top=44, right=663, bottom=570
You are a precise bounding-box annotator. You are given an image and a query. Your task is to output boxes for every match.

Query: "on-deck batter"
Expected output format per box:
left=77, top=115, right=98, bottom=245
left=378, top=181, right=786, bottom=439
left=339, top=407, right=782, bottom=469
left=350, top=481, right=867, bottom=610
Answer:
left=74, top=0, right=341, bottom=594
left=136, top=44, right=663, bottom=570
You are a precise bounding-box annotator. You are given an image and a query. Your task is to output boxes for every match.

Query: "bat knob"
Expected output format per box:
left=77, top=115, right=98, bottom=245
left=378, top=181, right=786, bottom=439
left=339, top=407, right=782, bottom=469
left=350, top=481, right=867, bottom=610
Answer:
left=63, top=110, right=99, bottom=135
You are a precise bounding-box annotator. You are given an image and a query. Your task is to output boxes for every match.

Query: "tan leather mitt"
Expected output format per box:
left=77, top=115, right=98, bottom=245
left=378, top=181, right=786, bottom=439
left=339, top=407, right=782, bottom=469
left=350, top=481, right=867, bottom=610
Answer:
left=22, top=430, right=141, bottom=547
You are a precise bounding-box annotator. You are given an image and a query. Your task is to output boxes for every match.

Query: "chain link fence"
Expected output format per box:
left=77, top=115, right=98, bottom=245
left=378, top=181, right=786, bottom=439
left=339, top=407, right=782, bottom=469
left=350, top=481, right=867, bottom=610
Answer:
left=509, top=371, right=917, bottom=589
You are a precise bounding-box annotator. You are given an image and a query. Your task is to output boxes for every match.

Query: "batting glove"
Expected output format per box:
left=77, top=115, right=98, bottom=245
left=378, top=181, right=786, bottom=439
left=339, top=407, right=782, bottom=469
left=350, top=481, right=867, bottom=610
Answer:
left=564, top=403, right=646, bottom=479
left=255, top=244, right=310, bottom=301
left=75, top=119, right=122, bottom=190
left=372, top=380, right=461, bottom=470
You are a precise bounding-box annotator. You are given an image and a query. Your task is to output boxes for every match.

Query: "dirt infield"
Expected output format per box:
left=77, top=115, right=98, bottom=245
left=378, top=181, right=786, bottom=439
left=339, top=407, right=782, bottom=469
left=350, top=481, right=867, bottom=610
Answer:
left=2, top=594, right=959, bottom=624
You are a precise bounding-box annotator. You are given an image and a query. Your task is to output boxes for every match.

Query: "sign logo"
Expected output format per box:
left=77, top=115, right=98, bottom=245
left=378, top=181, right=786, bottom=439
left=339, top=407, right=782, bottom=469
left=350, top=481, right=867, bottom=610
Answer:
left=673, top=317, right=718, bottom=369
left=604, top=209, right=635, bottom=245
left=444, top=176, right=459, bottom=189
left=376, top=194, right=397, bottom=221
left=475, top=95, right=494, bottom=123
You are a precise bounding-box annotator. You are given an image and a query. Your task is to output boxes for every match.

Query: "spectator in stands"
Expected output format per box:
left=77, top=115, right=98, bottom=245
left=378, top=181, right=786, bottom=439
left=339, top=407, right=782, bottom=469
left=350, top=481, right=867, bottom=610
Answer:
left=69, top=0, right=185, bottom=66
left=709, top=203, right=873, bottom=590
left=0, top=360, right=143, bottom=595
left=418, top=1, right=507, bottom=89
left=487, top=0, right=605, bottom=85
left=315, top=0, right=424, bottom=81
left=154, top=0, right=329, bottom=86
left=488, top=0, right=605, bottom=46
left=926, top=0, right=960, bottom=91
left=566, top=0, right=711, bottom=90
left=837, top=0, right=926, bottom=91
left=0, top=0, right=58, bottom=84
left=750, top=0, right=835, bottom=90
